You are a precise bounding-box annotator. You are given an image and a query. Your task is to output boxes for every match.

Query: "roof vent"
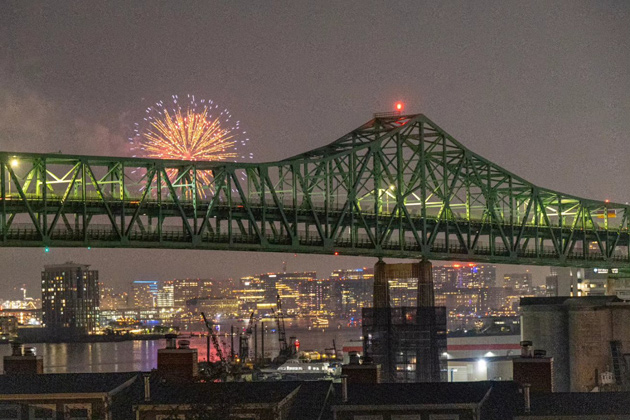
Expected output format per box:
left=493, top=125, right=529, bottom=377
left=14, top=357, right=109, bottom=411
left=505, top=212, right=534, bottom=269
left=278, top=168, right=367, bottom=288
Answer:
left=348, top=351, right=360, bottom=365
left=520, top=340, right=533, bottom=358
left=165, top=334, right=177, bottom=349
left=533, top=349, right=547, bottom=358
left=10, top=341, right=23, bottom=357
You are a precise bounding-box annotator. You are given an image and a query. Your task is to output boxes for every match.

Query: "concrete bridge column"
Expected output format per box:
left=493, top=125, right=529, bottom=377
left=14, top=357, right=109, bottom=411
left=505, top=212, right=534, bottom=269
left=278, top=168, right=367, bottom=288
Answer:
left=417, top=259, right=435, bottom=308
left=373, top=258, right=389, bottom=308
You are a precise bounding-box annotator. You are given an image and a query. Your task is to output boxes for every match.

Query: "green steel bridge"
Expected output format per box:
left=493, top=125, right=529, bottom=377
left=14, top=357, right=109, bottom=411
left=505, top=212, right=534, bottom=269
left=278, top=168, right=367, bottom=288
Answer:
left=0, top=113, right=627, bottom=267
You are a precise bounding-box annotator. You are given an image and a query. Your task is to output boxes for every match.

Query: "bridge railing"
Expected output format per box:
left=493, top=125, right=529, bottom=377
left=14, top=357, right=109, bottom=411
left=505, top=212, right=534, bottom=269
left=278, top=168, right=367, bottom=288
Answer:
left=3, top=223, right=625, bottom=262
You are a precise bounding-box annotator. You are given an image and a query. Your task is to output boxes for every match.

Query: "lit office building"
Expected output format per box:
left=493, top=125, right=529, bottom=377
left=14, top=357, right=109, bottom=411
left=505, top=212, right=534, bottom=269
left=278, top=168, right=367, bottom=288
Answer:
left=433, top=264, right=496, bottom=290
left=389, top=277, right=418, bottom=307
left=169, top=278, right=214, bottom=308
left=99, top=285, right=128, bottom=311
left=130, top=280, right=159, bottom=309
left=431, top=265, right=459, bottom=290
left=235, top=276, right=266, bottom=312
left=186, top=297, right=240, bottom=318
left=259, top=272, right=316, bottom=313
left=577, top=268, right=609, bottom=296
left=157, top=284, right=174, bottom=308
left=41, top=262, right=99, bottom=337
left=300, top=280, right=333, bottom=315
left=503, top=272, right=532, bottom=294
left=330, top=268, right=374, bottom=318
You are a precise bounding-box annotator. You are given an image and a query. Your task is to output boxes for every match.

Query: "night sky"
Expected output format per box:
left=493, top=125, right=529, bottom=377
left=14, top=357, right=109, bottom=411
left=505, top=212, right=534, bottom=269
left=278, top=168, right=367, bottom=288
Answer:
left=1, top=1, right=629, bottom=295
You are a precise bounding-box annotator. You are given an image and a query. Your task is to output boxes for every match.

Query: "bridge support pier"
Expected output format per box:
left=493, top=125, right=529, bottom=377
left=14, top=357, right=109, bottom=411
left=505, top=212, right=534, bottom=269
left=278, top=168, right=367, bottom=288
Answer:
left=417, top=259, right=435, bottom=308
left=373, top=258, right=389, bottom=308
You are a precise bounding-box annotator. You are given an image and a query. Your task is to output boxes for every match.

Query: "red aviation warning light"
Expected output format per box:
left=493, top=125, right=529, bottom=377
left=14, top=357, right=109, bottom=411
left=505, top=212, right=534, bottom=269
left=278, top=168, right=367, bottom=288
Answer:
left=395, top=102, right=404, bottom=112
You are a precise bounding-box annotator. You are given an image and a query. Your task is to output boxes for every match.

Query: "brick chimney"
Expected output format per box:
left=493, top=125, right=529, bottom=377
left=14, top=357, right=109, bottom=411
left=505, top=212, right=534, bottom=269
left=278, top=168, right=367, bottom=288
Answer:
left=156, top=335, right=198, bottom=381
left=4, top=342, right=43, bottom=374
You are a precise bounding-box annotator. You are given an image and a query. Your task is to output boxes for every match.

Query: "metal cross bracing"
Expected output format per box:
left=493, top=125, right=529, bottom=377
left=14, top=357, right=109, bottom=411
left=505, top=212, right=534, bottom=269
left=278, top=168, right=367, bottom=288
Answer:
left=1, top=113, right=629, bottom=268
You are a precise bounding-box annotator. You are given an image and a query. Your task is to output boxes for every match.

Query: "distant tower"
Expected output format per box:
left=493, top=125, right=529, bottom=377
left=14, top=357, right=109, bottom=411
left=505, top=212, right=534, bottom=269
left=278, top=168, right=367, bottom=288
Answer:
left=41, top=262, right=99, bottom=338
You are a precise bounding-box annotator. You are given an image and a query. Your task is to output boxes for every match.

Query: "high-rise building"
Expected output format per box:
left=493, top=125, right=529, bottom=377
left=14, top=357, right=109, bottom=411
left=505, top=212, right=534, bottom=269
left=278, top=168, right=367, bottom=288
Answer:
left=546, top=267, right=577, bottom=297
left=388, top=270, right=418, bottom=308
left=41, top=262, right=99, bottom=337
left=433, top=264, right=496, bottom=291
left=157, top=284, right=174, bottom=308
left=235, top=276, right=265, bottom=312
left=330, top=268, right=374, bottom=318
left=99, top=285, right=128, bottom=311
left=431, top=265, right=459, bottom=291
left=300, top=280, right=333, bottom=315
left=577, top=268, right=608, bottom=296
left=503, top=272, right=532, bottom=294
left=169, top=278, right=214, bottom=308
left=254, top=272, right=316, bottom=314
left=131, top=280, right=159, bottom=309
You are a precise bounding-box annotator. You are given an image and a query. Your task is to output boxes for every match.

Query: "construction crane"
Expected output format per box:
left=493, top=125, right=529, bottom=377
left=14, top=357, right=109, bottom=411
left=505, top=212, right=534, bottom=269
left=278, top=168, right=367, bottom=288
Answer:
left=238, top=311, right=256, bottom=361
left=201, top=312, right=229, bottom=374
left=272, top=294, right=295, bottom=364
left=275, top=295, right=288, bottom=353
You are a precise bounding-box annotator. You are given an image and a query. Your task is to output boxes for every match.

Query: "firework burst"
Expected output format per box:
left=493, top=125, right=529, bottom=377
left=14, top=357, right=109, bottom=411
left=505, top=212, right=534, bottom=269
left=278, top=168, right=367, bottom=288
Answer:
left=130, top=95, right=252, bottom=194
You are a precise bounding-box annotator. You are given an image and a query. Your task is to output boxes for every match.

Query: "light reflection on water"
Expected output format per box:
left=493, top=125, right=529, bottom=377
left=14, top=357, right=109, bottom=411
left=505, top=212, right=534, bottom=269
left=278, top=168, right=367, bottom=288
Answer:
left=0, top=327, right=361, bottom=373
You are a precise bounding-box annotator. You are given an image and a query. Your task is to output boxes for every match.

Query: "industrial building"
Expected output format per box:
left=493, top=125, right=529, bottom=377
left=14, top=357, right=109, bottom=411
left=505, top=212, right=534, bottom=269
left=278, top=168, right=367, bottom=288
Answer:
left=362, top=259, right=447, bottom=382
left=521, top=295, right=630, bottom=392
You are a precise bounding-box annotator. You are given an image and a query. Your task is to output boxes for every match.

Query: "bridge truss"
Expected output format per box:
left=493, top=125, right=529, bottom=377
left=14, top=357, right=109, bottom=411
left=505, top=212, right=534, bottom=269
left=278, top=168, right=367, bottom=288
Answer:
left=1, top=114, right=628, bottom=267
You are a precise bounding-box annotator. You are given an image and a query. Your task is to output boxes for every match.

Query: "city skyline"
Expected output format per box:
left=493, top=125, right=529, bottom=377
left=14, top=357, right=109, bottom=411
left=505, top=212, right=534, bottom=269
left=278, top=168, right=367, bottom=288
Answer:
left=2, top=3, right=630, bottom=415
left=1, top=1, right=628, bottom=295
left=1, top=251, right=549, bottom=300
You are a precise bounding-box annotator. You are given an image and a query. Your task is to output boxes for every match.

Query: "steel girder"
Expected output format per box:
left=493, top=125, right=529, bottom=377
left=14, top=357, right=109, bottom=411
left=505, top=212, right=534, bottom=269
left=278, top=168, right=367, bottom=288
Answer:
left=0, top=114, right=628, bottom=267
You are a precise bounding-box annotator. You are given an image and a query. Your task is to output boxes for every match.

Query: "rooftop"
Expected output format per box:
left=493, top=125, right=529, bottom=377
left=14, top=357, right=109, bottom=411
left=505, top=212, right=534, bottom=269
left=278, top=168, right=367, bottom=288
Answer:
left=138, top=380, right=302, bottom=406
left=527, top=392, right=630, bottom=416
left=331, top=381, right=523, bottom=420
left=332, top=381, right=495, bottom=406
left=0, top=372, right=137, bottom=395
left=520, top=295, right=622, bottom=307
